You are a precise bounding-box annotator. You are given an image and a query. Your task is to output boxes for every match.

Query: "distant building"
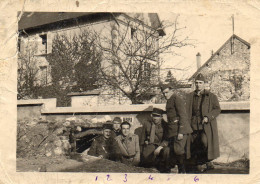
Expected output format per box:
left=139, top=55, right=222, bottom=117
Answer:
left=190, top=34, right=250, bottom=102
left=18, top=12, right=165, bottom=105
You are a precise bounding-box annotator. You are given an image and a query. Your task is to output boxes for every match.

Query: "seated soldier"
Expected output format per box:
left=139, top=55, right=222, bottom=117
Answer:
left=115, top=121, right=140, bottom=166
left=88, top=123, right=120, bottom=161
left=140, top=108, right=169, bottom=171
left=111, top=117, right=122, bottom=138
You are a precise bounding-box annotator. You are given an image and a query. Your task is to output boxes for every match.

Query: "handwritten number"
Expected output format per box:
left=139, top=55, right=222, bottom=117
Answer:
left=194, top=176, right=199, bottom=182
left=95, top=176, right=98, bottom=181
left=148, top=175, right=154, bottom=180
left=107, top=174, right=112, bottom=181
left=123, top=174, right=127, bottom=182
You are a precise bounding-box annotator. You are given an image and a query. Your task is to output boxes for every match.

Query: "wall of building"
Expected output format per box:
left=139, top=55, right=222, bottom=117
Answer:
left=17, top=105, right=42, bottom=121
left=195, top=37, right=250, bottom=102
left=17, top=98, right=56, bottom=121
left=18, top=14, right=161, bottom=105
left=216, top=112, right=249, bottom=163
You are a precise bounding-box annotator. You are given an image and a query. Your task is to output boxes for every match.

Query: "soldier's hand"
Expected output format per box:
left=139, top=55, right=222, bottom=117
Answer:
left=161, top=140, right=169, bottom=147
left=154, top=146, right=163, bottom=156
left=177, top=133, right=184, bottom=140
left=144, top=141, right=149, bottom=145
left=98, top=155, right=104, bottom=159
left=202, top=117, right=209, bottom=124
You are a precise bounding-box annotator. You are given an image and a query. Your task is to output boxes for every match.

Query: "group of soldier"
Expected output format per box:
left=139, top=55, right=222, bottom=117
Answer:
left=87, top=73, right=221, bottom=173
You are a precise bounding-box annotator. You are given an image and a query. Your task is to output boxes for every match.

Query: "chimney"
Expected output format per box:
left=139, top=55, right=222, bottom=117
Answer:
left=196, top=52, right=201, bottom=70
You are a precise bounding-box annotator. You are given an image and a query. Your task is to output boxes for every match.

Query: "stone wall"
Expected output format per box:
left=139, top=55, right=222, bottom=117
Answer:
left=215, top=112, right=249, bottom=163
left=17, top=98, right=56, bottom=121
left=194, top=37, right=250, bottom=102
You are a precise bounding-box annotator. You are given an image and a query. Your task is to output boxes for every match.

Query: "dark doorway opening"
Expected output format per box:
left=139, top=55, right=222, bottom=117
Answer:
left=75, top=127, right=102, bottom=153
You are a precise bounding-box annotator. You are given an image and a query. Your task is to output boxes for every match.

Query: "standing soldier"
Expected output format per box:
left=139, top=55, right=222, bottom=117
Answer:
left=115, top=121, right=140, bottom=166
left=186, top=73, right=221, bottom=172
left=140, top=108, right=169, bottom=172
left=162, top=84, right=193, bottom=173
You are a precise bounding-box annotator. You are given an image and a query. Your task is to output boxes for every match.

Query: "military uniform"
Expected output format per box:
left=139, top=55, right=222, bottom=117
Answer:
left=115, top=133, right=140, bottom=166
left=165, top=93, right=193, bottom=173
left=111, top=129, right=121, bottom=138
left=186, top=89, right=221, bottom=164
left=140, top=118, right=168, bottom=168
left=88, top=136, right=119, bottom=161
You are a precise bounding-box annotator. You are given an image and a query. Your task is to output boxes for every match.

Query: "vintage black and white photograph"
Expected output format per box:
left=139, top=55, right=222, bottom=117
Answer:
left=16, top=11, right=250, bottom=174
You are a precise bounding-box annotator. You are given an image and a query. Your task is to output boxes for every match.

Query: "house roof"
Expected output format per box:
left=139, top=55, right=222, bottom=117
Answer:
left=189, top=34, right=250, bottom=80
left=18, top=12, right=165, bottom=36
left=18, top=12, right=96, bottom=30
left=148, top=13, right=166, bottom=36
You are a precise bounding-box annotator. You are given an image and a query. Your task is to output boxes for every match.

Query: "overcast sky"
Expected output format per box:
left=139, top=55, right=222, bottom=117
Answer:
left=158, top=12, right=252, bottom=81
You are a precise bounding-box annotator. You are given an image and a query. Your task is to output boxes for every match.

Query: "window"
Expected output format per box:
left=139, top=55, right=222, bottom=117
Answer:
left=39, top=34, right=47, bottom=54
left=130, top=61, right=152, bottom=80
left=131, top=28, right=136, bottom=39
left=18, top=37, right=21, bottom=52
left=143, top=61, right=151, bottom=79
left=130, top=65, right=138, bottom=79
left=39, top=65, right=48, bottom=86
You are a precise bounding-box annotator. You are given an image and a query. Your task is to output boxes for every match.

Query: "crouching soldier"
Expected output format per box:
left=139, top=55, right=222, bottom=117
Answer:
left=115, top=121, right=140, bottom=166
left=140, top=108, right=169, bottom=172
left=88, top=123, right=120, bottom=161
left=162, top=84, right=193, bottom=173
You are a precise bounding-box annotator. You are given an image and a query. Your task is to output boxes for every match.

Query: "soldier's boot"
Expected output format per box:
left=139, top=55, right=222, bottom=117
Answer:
left=206, top=161, right=214, bottom=170
left=197, top=164, right=207, bottom=173
left=177, top=154, right=186, bottom=174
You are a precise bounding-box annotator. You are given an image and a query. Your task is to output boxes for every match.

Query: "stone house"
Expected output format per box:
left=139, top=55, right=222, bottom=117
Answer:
left=18, top=12, right=165, bottom=105
left=189, top=34, right=250, bottom=102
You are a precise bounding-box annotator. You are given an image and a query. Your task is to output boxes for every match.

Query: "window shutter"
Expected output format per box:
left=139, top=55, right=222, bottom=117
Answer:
left=47, top=32, right=52, bottom=54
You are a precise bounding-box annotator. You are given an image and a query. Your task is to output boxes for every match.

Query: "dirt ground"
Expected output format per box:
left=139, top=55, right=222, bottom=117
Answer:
left=16, top=154, right=160, bottom=173
left=16, top=154, right=249, bottom=174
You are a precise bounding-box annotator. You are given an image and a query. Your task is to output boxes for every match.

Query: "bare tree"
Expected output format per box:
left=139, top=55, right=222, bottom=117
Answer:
left=94, top=14, right=194, bottom=104
left=18, top=14, right=194, bottom=105
left=17, top=43, right=41, bottom=99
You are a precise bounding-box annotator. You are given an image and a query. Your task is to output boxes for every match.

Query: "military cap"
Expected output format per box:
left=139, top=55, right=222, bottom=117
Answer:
left=160, top=83, right=177, bottom=91
left=120, top=121, right=131, bottom=128
left=112, top=117, right=122, bottom=124
left=152, top=108, right=164, bottom=115
left=103, top=123, right=113, bottom=130
left=106, top=120, right=112, bottom=124
left=195, top=73, right=205, bottom=82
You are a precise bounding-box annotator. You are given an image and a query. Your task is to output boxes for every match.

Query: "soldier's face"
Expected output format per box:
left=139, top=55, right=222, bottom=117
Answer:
left=121, top=124, right=130, bottom=137
left=113, top=123, right=121, bottom=131
left=103, top=129, right=111, bottom=139
left=163, top=88, right=174, bottom=100
left=195, top=80, right=205, bottom=91
left=151, top=114, right=162, bottom=125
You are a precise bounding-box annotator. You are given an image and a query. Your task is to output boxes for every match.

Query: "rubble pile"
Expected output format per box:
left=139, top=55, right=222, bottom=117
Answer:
left=17, top=119, right=68, bottom=158
left=17, top=116, right=109, bottom=158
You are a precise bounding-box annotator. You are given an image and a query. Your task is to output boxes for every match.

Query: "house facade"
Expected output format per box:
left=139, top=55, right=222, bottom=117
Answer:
left=18, top=12, right=165, bottom=105
left=189, top=34, right=250, bottom=102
